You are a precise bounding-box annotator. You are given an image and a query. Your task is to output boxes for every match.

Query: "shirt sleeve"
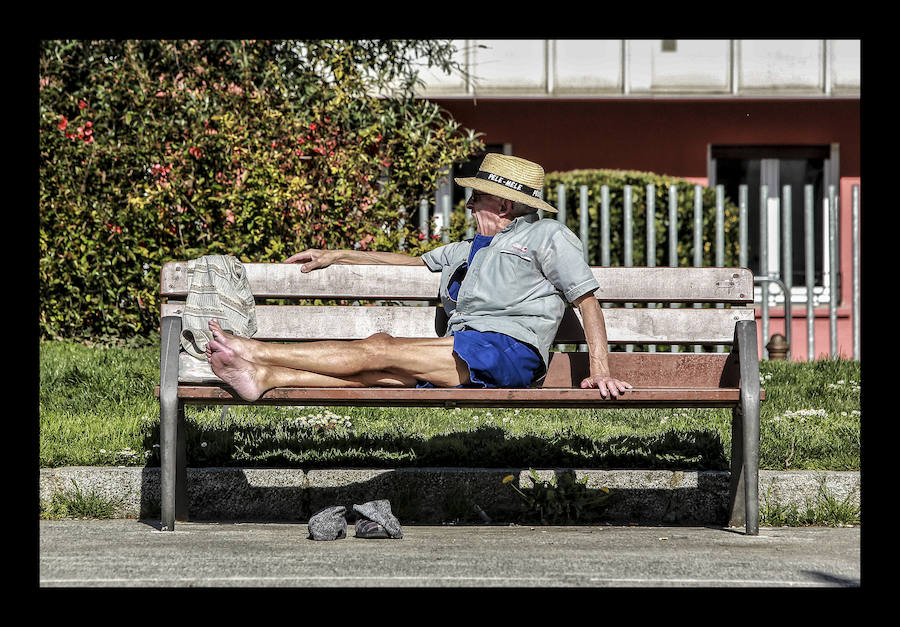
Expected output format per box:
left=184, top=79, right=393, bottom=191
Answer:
left=421, top=241, right=469, bottom=272
left=537, top=226, right=599, bottom=303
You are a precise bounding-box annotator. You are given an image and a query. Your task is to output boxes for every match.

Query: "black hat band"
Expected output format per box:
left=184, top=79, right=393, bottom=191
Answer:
left=475, top=170, right=544, bottom=200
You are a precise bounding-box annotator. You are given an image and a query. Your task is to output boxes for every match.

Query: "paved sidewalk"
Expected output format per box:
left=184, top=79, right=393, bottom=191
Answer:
left=39, top=519, right=860, bottom=588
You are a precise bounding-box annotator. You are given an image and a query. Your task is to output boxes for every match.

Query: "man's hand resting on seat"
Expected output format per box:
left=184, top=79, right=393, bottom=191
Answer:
left=580, top=373, right=632, bottom=399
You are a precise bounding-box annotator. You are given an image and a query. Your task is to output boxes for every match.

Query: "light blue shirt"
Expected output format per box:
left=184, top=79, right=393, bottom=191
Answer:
left=422, top=213, right=599, bottom=374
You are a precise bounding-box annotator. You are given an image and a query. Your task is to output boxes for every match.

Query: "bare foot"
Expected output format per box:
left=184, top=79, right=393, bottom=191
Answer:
left=207, top=338, right=267, bottom=401
left=208, top=318, right=263, bottom=362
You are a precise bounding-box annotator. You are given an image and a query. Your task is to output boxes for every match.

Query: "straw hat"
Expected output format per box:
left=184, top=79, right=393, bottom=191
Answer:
left=454, top=153, right=557, bottom=213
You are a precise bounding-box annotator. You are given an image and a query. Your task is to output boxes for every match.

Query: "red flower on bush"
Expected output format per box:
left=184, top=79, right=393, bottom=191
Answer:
left=78, top=100, right=87, bottom=110
left=58, top=116, right=68, bottom=131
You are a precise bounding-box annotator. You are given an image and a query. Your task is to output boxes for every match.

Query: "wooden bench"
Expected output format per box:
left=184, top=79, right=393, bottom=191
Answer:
left=157, top=262, right=763, bottom=534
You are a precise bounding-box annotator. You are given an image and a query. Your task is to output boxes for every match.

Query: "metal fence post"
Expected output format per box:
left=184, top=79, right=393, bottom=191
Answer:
left=739, top=185, right=748, bottom=269
left=781, top=184, right=793, bottom=360
left=600, top=185, right=611, bottom=312
left=601, top=185, right=610, bottom=268
left=804, top=184, right=815, bottom=361
left=782, top=185, right=793, bottom=294
left=829, top=185, right=839, bottom=357
left=557, top=183, right=567, bottom=225
left=441, top=192, right=451, bottom=244
left=419, top=198, right=429, bottom=240
left=579, top=185, right=589, bottom=264
left=669, top=185, right=679, bottom=353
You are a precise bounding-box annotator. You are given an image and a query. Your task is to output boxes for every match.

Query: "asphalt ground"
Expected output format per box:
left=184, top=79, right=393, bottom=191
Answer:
left=38, top=519, right=861, bottom=588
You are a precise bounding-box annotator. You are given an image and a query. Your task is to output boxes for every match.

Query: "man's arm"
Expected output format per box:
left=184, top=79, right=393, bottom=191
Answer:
left=573, top=292, right=633, bottom=399
left=284, top=248, right=425, bottom=273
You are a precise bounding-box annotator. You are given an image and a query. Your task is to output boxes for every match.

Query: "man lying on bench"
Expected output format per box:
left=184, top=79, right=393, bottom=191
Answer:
left=205, top=154, right=632, bottom=401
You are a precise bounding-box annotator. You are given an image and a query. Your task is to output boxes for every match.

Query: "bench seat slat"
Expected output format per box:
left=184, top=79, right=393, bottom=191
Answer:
left=161, top=263, right=753, bottom=303
left=162, top=304, right=754, bottom=345
left=159, top=384, right=763, bottom=408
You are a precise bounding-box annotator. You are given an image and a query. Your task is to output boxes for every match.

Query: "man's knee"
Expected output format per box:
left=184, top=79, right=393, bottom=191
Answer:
left=359, top=333, right=396, bottom=362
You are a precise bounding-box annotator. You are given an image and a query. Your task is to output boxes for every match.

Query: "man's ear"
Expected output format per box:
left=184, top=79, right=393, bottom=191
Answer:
left=498, top=198, right=515, bottom=218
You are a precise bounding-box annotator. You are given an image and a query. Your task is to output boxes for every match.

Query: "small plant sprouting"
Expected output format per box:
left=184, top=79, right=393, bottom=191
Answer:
left=40, top=479, right=122, bottom=520
left=502, top=469, right=611, bottom=524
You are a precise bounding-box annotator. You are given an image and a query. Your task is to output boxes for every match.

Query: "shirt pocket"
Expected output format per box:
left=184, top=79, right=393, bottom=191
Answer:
left=498, top=248, right=534, bottom=263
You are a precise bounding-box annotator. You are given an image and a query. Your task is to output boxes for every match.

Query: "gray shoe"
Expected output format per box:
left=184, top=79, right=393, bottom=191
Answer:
left=307, top=505, right=347, bottom=540
left=352, top=500, right=403, bottom=539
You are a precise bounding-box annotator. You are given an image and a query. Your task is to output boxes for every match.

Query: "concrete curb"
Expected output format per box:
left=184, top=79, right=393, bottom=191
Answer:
left=39, top=467, right=860, bottom=526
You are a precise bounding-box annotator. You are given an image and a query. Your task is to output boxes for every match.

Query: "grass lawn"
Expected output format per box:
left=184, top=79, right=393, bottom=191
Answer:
left=39, top=338, right=861, bottom=472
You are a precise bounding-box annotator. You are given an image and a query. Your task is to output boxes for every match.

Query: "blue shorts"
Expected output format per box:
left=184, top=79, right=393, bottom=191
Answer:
left=417, top=330, right=543, bottom=388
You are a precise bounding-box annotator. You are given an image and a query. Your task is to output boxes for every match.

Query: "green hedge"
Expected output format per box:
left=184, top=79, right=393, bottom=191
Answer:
left=543, top=169, right=740, bottom=268
left=39, top=40, right=483, bottom=342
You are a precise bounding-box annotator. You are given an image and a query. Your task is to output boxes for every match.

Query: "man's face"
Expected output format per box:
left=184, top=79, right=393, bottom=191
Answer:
left=466, top=190, right=505, bottom=214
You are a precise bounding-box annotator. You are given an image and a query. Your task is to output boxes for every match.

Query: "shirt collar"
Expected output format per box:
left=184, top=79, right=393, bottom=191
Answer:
left=500, top=212, right=540, bottom=234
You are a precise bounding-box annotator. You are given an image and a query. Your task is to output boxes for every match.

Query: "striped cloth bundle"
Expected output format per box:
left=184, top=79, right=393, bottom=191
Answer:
left=180, top=255, right=257, bottom=360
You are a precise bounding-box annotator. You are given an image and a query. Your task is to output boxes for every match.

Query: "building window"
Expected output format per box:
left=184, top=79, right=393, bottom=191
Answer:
left=710, top=144, right=839, bottom=306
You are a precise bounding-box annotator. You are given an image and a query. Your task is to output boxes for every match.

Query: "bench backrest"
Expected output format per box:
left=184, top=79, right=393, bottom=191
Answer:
left=161, top=262, right=754, bottom=388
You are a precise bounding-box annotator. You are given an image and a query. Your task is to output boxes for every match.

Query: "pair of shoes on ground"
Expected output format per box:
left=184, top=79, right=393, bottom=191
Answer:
left=308, top=499, right=403, bottom=541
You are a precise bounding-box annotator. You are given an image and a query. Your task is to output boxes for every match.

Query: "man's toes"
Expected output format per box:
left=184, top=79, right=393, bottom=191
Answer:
left=208, top=339, right=229, bottom=355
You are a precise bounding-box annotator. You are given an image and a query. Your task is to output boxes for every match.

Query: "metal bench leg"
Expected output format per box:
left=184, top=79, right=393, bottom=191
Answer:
left=160, top=316, right=183, bottom=531
left=727, top=404, right=746, bottom=528
left=733, top=320, right=760, bottom=535
left=176, top=402, right=189, bottom=522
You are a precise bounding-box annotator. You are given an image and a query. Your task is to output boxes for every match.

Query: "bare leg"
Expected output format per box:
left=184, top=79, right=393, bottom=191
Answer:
left=206, top=319, right=469, bottom=387
left=207, top=338, right=420, bottom=401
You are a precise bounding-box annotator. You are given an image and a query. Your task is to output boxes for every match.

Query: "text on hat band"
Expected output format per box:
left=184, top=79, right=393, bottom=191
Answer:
left=475, top=170, right=543, bottom=200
